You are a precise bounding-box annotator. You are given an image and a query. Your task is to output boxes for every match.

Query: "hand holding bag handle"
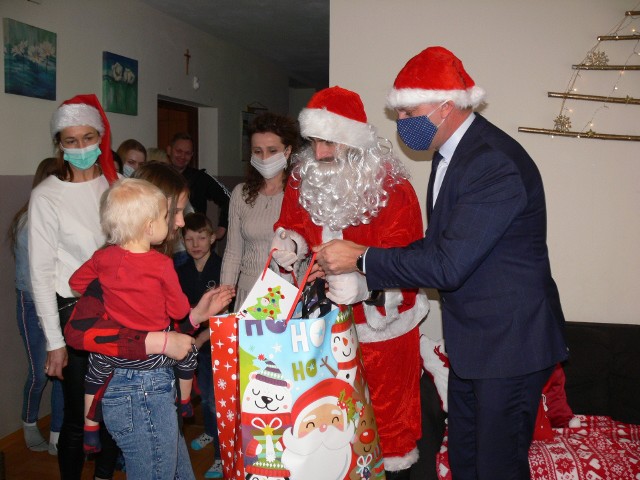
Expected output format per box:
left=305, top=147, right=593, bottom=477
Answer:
left=300, top=278, right=332, bottom=318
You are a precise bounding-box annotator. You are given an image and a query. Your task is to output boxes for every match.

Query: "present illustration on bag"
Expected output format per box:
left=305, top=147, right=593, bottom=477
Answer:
left=237, top=263, right=301, bottom=323
left=214, top=256, right=386, bottom=480
left=241, top=358, right=292, bottom=474
left=235, top=307, right=385, bottom=480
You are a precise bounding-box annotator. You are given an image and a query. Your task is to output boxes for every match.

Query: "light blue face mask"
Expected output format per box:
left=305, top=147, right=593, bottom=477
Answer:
left=396, top=102, right=446, bottom=151
left=122, top=163, right=135, bottom=177
left=62, top=143, right=101, bottom=170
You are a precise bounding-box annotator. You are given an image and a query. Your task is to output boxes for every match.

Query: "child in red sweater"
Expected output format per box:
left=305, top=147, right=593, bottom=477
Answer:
left=70, top=178, right=198, bottom=453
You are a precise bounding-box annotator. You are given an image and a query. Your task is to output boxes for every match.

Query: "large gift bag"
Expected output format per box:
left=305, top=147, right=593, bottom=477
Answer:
left=210, top=255, right=386, bottom=480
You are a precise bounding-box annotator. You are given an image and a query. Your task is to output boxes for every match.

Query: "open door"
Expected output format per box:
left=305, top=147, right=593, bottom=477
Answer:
left=157, top=99, right=199, bottom=168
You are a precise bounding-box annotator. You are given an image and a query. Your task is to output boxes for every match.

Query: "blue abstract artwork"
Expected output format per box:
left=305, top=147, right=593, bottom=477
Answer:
left=3, top=18, right=56, bottom=100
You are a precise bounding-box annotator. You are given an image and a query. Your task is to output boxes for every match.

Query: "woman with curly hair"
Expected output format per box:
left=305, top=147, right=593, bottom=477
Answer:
left=220, top=112, right=300, bottom=310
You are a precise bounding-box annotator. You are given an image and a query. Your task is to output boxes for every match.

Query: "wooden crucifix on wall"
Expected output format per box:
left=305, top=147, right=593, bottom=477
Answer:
left=184, top=49, right=191, bottom=75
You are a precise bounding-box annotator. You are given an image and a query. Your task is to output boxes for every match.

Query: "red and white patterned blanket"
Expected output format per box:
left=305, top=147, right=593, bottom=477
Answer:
left=437, top=415, right=640, bottom=480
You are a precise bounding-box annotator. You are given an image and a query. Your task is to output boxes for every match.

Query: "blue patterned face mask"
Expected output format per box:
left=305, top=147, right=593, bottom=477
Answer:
left=396, top=102, right=446, bottom=151
left=62, top=143, right=101, bottom=170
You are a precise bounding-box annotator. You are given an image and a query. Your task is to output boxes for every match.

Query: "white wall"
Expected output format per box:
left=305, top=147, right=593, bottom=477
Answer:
left=0, top=0, right=291, bottom=178
left=331, top=0, right=640, bottom=336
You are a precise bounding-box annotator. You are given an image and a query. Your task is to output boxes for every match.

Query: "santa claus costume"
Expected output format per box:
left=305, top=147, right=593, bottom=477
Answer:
left=274, top=86, right=430, bottom=475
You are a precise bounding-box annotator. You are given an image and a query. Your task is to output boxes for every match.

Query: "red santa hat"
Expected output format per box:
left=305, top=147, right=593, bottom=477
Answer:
left=50, top=94, right=118, bottom=185
left=386, top=46, right=486, bottom=110
left=299, top=86, right=377, bottom=149
left=291, top=379, right=354, bottom=433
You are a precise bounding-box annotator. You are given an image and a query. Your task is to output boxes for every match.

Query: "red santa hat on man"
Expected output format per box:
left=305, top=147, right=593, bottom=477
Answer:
left=50, top=93, right=118, bottom=184
left=299, top=86, right=377, bottom=149
left=386, top=46, right=486, bottom=110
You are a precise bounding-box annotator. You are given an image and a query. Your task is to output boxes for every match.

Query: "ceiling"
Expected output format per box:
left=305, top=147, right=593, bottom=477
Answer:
left=140, top=0, right=329, bottom=90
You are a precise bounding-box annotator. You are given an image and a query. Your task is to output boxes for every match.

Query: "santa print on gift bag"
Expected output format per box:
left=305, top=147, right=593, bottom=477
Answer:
left=211, top=255, right=385, bottom=480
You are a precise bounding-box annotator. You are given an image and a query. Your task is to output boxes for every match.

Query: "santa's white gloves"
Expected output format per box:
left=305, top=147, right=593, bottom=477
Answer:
left=271, top=227, right=308, bottom=271
left=326, top=272, right=369, bottom=305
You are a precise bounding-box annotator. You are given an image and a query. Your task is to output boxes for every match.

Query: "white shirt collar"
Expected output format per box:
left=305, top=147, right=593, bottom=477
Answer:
left=438, top=112, right=476, bottom=162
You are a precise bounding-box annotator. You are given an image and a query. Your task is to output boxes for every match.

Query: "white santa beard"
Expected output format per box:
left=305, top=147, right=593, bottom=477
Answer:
left=281, top=423, right=355, bottom=480
left=296, top=150, right=385, bottom=231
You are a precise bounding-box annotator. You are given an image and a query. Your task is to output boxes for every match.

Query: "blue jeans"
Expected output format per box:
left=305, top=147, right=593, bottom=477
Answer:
left=102, top=367, right=195, bottom=480
left=196, top=341, right=220, bottom=459
left=16, top=289, right=64, bottom=431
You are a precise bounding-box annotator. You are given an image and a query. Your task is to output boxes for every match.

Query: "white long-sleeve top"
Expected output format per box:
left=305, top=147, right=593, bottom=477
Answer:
left=28, top=174, right=110, bottom=351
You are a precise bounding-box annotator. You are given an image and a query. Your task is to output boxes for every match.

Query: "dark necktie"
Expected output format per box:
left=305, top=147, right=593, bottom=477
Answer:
left=427, top=151, right=443, bottom=220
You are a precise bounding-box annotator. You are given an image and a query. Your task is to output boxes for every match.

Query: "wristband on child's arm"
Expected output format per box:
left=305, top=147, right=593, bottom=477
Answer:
left=189, top=310, right=199, bottom=329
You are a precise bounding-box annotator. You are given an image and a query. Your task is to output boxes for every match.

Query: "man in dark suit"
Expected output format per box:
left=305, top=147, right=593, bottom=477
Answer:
left=315, top=46, right=568, bottom=480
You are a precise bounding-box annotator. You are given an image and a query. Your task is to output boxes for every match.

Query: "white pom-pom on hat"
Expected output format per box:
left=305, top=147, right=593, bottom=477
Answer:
left=51, top=101, right=104, bottom=139
left=299, top=86, right=377, bottom=149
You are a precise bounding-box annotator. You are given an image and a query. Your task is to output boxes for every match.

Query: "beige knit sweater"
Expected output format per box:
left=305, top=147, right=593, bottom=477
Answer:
left=220, top=183, right=286, bottom=310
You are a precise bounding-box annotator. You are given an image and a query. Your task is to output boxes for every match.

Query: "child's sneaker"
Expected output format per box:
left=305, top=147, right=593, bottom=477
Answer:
left=204, top=459, right=223, bottom=479
left=190, top=432, right=214, bottom=450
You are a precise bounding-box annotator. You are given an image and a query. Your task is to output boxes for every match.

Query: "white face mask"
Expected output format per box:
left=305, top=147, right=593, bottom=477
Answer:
left=250, top=151, right=288, bottom=179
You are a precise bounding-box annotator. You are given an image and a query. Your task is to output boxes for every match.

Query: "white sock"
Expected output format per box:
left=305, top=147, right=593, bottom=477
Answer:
left=49, top=430, right=60, bottom=445
left=23, top=422, right=47, bottom=448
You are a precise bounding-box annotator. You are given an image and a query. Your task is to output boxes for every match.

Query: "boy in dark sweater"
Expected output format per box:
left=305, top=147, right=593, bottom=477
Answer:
left=176, top=213, right=224, bottom=479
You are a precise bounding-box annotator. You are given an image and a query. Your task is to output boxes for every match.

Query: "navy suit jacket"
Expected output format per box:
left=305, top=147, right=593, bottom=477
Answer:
left=366, top=114, right=568, bottom=379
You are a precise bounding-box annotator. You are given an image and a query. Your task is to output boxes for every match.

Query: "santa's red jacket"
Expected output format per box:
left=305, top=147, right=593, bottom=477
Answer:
left=274, top=175, right=430, bottom=471
left=275, top=177, right=430, bottom=343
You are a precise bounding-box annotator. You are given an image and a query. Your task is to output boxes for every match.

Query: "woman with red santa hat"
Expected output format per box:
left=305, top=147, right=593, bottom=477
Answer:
left=29, top=94, right=119, bottom=479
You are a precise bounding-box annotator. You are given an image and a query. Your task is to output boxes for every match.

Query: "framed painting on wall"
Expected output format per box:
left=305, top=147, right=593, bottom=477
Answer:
left=3, top=18, right=56, bottom=100
left=102, top=51, right=138, bottom=115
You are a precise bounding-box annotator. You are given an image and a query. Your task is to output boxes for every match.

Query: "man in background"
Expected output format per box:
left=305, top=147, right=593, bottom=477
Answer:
left=167, top=132, right=230, bottom=240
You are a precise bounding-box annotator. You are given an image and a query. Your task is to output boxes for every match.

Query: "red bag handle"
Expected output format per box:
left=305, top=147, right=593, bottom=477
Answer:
left=286, top=253, right=316, bottom=321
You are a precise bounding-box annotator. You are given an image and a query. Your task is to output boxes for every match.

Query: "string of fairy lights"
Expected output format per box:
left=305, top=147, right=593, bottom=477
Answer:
left=519, top=4, right=640, bottom=141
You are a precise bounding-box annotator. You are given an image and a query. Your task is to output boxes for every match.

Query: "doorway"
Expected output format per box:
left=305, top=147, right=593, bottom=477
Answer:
left=157, top=99, right=199, bottom=168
